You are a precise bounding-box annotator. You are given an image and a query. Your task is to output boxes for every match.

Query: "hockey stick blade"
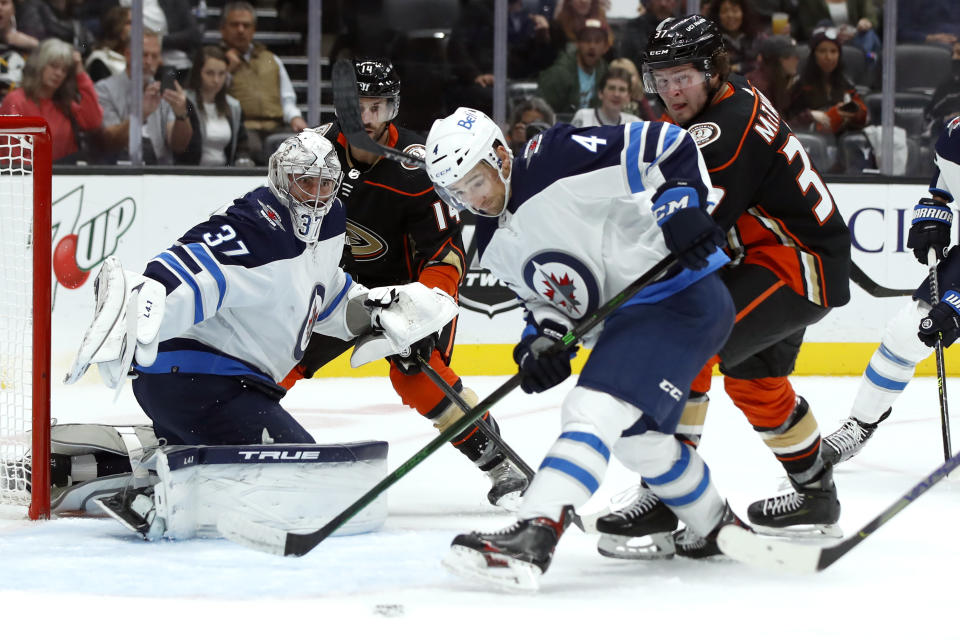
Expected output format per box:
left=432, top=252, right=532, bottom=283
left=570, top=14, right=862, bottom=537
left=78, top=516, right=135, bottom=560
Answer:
left=849, top=262, right=912, bottom=298
left=719, top=449, right=960, bottom=573
left=216, top=512, right=289, bottom=556
left=331, top=60, right=426, bottom=168
left=231, top=255, right=678, bottom=557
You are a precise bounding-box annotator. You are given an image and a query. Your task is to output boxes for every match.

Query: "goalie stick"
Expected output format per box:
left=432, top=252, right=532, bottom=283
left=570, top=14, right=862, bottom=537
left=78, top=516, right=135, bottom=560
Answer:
left=217, top=254, right=678, bottom=557
left=331, top=60, right=426, bottom=168
left=717, top=447, right=960, bottom=573
left=417, top=356, right=536, bottom=482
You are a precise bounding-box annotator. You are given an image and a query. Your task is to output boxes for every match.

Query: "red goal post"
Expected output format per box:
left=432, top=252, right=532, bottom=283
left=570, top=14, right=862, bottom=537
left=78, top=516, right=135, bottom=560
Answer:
left=0, top=116, right=51, bottom=519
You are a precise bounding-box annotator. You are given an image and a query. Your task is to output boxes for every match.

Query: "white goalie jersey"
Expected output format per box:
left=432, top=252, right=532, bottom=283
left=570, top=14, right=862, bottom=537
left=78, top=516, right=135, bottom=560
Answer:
left=139, top=186, right=363, bottom=384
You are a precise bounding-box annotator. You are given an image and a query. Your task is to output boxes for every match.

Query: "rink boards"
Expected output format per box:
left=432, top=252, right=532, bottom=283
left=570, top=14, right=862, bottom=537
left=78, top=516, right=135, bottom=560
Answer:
left=42, top=173, right=951, bottom=380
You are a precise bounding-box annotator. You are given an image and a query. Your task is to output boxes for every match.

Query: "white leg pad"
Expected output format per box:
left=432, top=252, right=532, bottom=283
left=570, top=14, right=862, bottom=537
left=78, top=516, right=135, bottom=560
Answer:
left=152, top=442, right=389, bottom=540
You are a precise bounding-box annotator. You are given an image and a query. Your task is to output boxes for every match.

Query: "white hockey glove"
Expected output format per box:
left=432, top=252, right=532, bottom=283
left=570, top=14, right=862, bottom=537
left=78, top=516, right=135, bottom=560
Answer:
left=350, top=282, right=458, bottom=368
left=64, top=256, right=166, bottom=389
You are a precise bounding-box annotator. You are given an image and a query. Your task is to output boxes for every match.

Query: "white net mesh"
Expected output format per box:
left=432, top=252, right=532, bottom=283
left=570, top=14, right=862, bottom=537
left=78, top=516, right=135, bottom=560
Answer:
left=0, top=132, right=36, bottom=507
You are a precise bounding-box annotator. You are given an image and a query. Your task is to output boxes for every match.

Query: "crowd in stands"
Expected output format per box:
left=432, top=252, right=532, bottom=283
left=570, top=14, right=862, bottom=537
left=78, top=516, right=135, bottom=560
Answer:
left=0, top=0, right=957, bottom=175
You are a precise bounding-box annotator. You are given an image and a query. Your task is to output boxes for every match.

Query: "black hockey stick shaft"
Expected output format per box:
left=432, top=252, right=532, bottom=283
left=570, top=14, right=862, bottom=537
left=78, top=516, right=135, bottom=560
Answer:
left=279, top=254, right=678, bottom=556
left=849, top=262, right=913, bottom=298
left=331, top=60, right=426, bottom=167
left=816, top=446, right=960, bottom=570
left=418, top=357, right=536, bottom=481
left=927, top=248, right=952, bottom=462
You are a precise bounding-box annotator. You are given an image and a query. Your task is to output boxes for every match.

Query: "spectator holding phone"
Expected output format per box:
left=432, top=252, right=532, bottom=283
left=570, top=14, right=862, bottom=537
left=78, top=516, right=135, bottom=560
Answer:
left=95, top=28, right=192, bottom=164
left=0, top=37, right=102, bottom=162
left=786, top=26, right=866, bottom=136
left=175, top=46, right=251, bottom=166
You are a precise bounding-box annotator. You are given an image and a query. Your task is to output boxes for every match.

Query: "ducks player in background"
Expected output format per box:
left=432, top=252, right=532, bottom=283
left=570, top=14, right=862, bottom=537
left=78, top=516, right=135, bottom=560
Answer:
left=281, top=59, right=528, bottom=508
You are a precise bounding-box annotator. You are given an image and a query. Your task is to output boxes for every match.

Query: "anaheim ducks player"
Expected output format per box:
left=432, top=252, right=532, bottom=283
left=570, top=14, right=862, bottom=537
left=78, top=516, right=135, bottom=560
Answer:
left=283, top=58, right=528, bottom=508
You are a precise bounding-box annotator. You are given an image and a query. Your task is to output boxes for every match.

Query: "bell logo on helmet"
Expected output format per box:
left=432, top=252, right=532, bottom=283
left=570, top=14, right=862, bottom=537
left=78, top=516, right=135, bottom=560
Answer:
left=457, top=111, right=478, bottom=130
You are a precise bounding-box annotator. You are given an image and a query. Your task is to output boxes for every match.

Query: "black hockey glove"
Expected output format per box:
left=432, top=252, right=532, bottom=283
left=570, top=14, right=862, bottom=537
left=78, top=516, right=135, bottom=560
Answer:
left=918, top=291, right=960, bottom=348
left=907, top=197, right=953, bottom=265
left=653, top=180, right=726, bottom=270
left=513, top=319, right=578, bottom=394
left=388, top=332, right=438, bottom=375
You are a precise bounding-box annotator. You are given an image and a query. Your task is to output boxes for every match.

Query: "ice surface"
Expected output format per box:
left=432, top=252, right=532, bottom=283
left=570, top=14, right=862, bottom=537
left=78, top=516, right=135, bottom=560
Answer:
left=2, top=375, right=958, bottom=638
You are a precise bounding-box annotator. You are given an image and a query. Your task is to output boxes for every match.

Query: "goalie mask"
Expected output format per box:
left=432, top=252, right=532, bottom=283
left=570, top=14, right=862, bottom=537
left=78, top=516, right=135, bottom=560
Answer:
left=425, top=107, right=512, bottom=218
left=268, top=129, right=344, bottom=244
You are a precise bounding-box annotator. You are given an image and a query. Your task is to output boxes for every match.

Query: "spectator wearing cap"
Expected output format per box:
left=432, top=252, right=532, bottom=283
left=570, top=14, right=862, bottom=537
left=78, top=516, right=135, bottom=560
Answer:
left=786, top=26, right=866, bottom=136
left=746, top=35, right=800, bottom=114
left=219, top=0, right=306, bottom=164
left=571, top=66, right=642, bottom=126
left=538, top=18, right=610, bottom=115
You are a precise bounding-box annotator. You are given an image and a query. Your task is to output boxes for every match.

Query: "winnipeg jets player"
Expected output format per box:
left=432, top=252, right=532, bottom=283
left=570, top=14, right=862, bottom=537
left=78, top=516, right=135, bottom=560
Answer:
left=63, top=128, right=457, bottom=537
left=424, top=107, right=749, bottom=591
left=823, top=117, right=960, bottom=463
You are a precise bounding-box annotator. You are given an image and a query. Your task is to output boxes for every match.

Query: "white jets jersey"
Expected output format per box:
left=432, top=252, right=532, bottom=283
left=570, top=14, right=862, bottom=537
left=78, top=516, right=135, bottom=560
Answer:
left=475, top=121, right=726, bottom=334
left=932, top=116, right=960, bottom=202
left=137, top=186, right=362, bottom=384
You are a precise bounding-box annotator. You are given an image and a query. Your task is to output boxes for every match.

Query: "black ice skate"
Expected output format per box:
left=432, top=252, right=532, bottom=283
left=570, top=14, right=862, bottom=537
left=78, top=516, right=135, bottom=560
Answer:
left=822, top=408, right=891, bottom=465
left=747, top=463, right=841, bottom=537
left=485, top=458, right=528, bottom=510
left=596, top=486, right=678, bottom=560
left=442, top=505, right=576, bottom=592
left=674, top=501, right=750, bottom=559
left=94, top=485, right=162, bottom=540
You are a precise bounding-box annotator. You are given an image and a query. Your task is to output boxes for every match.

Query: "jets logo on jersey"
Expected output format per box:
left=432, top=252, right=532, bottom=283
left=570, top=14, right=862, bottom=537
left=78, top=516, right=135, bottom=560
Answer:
left=688, top=122, right=721, bottom=148
left=294, top=284, right=327, bottom=360
left=346, top=219, right=388, bottom=261
left=257, top=200, right=285, bottom=230
left=401, top=144, right=426, bottom=171
left=523, top=134, right=544, bottom=162
left=522, top=251, right=600, bottom=320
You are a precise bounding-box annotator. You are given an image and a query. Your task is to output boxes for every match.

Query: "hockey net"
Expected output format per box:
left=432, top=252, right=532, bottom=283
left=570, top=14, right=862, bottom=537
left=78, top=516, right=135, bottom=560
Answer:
left=0, top=117, right=51, bottom=519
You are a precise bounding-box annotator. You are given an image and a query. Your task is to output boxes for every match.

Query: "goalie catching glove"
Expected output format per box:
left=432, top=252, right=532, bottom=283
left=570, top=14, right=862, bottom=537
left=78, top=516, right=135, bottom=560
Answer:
left=349, top=282, right=458, bottom=368
left=64, top=256, right=165, bottom=389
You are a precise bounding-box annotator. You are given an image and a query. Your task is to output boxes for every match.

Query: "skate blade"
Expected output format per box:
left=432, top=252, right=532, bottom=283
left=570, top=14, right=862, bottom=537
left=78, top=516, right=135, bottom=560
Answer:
left=92, top=496, right=148, bottom=540
left=750, top=523, right=843, bottom=539
left=441, top=545, right=542, bottom=593
left=597, top=533, right=675, bottom=560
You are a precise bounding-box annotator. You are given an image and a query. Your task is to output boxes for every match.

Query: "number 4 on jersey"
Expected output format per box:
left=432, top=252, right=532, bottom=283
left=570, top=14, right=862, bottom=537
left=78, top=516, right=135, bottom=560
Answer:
left=571, top=134, right=607, bottom=153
